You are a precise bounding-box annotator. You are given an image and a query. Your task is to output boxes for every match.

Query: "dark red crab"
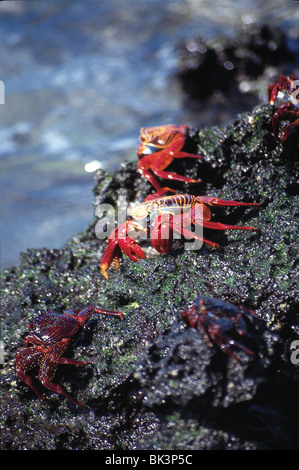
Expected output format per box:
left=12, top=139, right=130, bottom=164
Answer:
left=182, top=296, right=256, bottom=361
left=16, top=306, right=123, bottom=406
left=268, top=73, right=299, bottom=160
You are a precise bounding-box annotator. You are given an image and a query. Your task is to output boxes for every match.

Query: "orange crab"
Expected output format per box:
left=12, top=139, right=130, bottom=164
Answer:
left=137, top=125, right=203, bottom=197
left=100, top=193, right=259, bottom=279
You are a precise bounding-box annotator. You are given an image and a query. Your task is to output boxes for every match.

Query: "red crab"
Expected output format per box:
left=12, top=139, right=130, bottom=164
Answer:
left=137, top=125, right=203, bottom=197
left=268, top=73, right=299, bottom=159
left=181, top=296, right=256, bottom=361
left=16, top=306, right=123, bottom=406
left=100, top=193, right=259, bottom=279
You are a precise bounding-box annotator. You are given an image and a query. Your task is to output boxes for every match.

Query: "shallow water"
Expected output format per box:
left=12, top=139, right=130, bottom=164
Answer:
left=1, top=0, right=298, bottom=269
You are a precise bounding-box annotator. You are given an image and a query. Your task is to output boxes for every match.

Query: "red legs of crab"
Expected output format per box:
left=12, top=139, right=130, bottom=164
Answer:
left=17, top=338, right=90, bottom=407
left=171, top=218, right=222, bottom=251
left=16, top=348, right=46, bottom=400
left=171, top=218, right=258, bottom=251
left=139, top=135, right=203, bottom=197
left=190, top=201, right=259, bottom=237
left=150, top=168, right=201, bottom=184
left=163, top=198, right=259, bottom=251
left=38, top=339, right=89, bottom=407
left=138, top=166, right=177, bottom=196
left=93, top=307, right=124, bottom=321
left=195, top=197, right=260, bottom=231
left=201, top=324, right=254, bottom=362
left=38, top=379, right=85, bottom=408
left=138, top=163, right=200, bottom=201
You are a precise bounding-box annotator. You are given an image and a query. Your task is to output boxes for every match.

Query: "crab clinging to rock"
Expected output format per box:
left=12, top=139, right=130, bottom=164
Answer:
left=137, top=124, right=203, bottom=197
left=16, top=306, right=123, bottom=406
left=181, top=296, right=258, bottom=361
left=268, top=73, right=299, bottom=160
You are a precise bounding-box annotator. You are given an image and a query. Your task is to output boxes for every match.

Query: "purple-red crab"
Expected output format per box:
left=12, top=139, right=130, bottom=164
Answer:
left=268, top=73, right=299, bottom=160
left=16, top=306, right=123, bottom=406
left=137, top=124, right=203, bottom=197
left=100, top=193, right=259, bottom=279
left=181, top=296, right=256, bottom=361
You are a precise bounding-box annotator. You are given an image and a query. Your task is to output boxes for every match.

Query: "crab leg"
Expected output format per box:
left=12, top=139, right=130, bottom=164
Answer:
left=171, top=216, right=222, bottom=250
left=139, top=155, right=201, bottom=192
left=93, top=307, right=124, bottom=321
left=197, top=196, right=258, bottom=208
left=207, top=328, right=254, bottom=362
left=151, top=168, right=201, bottom=184
left=198, top=220, right=259, bottom=232
left=150, top=145, right=202, bottom=184
left=138, top=166, right=174, bottom=194
left=38, top=339, right=86, bottom=407
left=16, top=347, right=46, bottom=400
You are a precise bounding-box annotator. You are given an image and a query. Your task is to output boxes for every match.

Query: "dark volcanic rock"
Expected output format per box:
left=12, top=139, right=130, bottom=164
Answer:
left=1, top=104, right=299, bottom=450
left=177, top=24, right=296, bottom=103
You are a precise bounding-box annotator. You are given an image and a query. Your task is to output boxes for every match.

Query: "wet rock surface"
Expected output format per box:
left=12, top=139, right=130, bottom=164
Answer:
left=1, top=104, right=299, bottom=450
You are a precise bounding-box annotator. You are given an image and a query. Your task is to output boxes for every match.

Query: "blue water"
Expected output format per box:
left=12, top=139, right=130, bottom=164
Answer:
left=1, top=0, right=298, bottom=269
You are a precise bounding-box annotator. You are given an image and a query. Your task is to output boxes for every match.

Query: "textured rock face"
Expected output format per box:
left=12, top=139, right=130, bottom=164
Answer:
left=1, top=104, right=299, bottom=450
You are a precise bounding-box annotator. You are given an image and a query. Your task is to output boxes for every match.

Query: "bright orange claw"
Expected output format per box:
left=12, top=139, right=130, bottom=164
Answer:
left=137, top=124, right=203, bottom=197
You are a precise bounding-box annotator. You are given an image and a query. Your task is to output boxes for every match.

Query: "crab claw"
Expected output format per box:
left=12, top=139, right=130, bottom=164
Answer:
left=100, top=237, right=146, bottom=279
left=118, top=237, right=146, bottom=261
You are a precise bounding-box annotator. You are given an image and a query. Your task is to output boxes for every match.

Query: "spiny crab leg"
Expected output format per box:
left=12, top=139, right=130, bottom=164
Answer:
left=195, top=219, right=259, bottom=232
left=16, top=347, right=49, bottom=400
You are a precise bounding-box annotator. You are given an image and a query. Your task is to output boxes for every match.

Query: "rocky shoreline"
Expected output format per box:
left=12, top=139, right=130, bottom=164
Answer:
left=1, top=103, right=299, bottom=450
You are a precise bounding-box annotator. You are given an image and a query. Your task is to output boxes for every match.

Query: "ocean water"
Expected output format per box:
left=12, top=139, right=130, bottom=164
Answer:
left=1, top=0, right=298, bottom=269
